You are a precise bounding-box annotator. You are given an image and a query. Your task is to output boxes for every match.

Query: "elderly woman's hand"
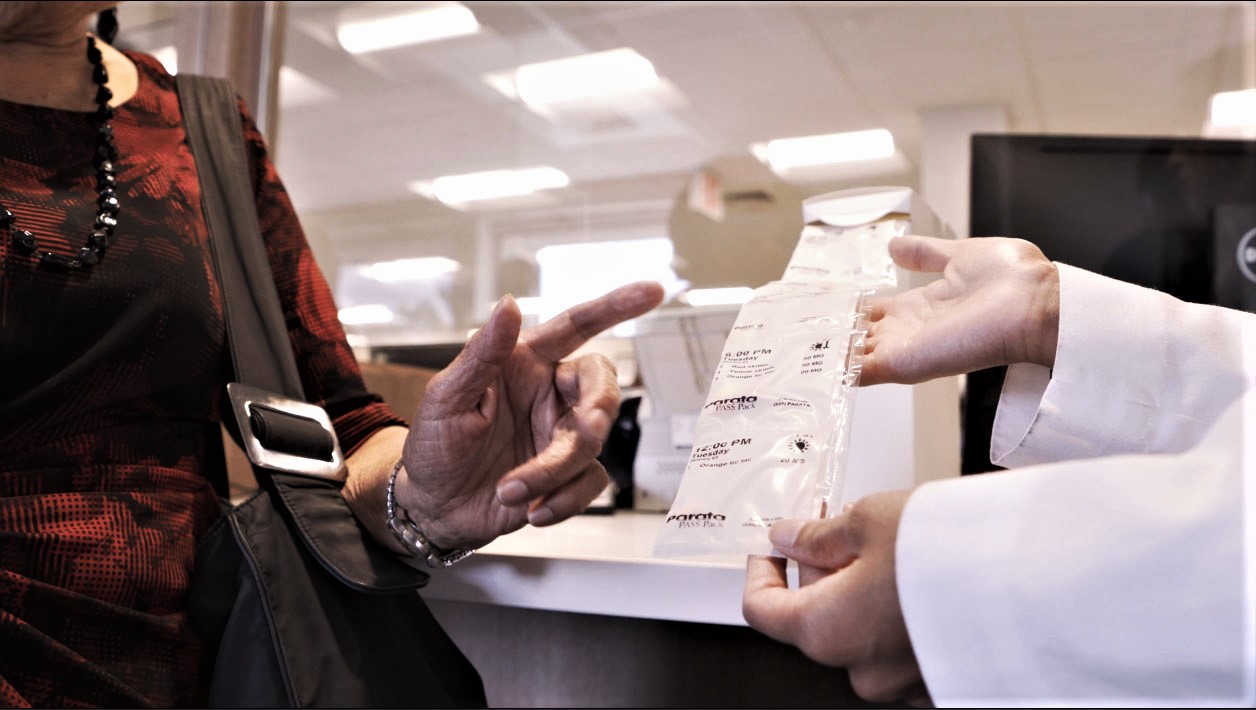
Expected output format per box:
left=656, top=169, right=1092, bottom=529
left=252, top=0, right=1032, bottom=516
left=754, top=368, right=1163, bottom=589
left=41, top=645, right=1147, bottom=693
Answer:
left=394, top=281, right=664, bottom=551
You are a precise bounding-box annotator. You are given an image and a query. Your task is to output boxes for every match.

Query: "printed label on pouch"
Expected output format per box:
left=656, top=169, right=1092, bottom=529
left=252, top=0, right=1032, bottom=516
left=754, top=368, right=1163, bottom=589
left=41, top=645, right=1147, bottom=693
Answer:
left=689, top=436, right=755, bottom=467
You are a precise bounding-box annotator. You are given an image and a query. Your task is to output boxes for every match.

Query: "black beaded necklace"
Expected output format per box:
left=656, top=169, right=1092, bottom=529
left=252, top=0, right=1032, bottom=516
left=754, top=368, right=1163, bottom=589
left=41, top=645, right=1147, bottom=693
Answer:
left=3, top=34, right=120, bottom=270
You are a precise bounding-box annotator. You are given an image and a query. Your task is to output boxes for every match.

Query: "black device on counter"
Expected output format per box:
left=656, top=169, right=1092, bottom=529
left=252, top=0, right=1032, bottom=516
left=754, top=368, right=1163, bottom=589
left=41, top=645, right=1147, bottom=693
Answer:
left=597, top=395, right=642, bottom=510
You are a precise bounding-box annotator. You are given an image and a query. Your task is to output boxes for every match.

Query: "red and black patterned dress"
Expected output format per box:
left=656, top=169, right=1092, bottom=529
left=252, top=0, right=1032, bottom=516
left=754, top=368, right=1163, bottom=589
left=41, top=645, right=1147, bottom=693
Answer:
left=0, top=51, right=406, bottom=707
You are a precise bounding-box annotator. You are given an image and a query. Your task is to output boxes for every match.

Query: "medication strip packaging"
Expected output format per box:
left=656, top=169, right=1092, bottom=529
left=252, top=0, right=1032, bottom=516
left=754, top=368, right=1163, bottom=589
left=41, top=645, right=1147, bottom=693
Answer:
left=654, top=186, right=946, bottom=559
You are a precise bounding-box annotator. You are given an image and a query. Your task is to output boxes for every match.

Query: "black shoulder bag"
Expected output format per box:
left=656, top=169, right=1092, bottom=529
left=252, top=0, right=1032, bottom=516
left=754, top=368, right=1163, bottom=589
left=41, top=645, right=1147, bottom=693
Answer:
left=176, top=73, right=487, bottom=708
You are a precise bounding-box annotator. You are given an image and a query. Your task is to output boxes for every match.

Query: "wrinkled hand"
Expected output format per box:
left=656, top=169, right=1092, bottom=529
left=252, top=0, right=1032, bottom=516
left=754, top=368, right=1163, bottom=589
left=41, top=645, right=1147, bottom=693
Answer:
left=861, top=235, right=1060, bottom=386
left=743, top=490, right=930, bottom=706
left=396, top=281, right=664, bottom=550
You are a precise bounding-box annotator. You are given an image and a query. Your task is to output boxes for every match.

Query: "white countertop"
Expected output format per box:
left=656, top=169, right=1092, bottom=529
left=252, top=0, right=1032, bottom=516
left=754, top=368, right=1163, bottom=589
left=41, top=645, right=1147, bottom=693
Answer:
left=419, top=511, right=761, bottom=626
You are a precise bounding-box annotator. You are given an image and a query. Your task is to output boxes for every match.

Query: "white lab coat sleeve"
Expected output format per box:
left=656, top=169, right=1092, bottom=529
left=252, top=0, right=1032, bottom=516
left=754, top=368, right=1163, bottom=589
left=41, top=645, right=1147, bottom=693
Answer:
left=896, top=275, right=1256, bottom=706
left=990, top=263, right=1250, bottom=467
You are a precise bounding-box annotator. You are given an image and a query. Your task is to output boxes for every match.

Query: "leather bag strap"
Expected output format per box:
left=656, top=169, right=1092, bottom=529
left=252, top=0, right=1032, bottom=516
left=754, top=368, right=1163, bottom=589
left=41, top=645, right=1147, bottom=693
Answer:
left=176, top=73, right=427, bottom=592
left=175, top=75, right=302, bottom=398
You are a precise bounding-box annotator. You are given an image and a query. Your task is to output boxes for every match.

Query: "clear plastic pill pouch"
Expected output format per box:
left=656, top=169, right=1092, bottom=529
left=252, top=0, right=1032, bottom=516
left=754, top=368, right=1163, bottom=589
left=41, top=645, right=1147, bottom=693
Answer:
left=653, top=281, right=871, bottom=558
left=653, top=185, right=929, bottom=559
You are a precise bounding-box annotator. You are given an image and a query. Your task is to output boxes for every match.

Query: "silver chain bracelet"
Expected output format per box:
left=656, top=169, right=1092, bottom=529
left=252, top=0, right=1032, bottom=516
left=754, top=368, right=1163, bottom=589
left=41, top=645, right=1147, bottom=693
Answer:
left=385, top=459, right=475, bottom=568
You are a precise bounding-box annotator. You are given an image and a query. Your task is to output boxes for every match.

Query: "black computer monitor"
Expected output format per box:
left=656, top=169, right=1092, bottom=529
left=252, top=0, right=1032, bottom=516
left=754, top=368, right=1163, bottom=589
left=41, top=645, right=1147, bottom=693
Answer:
left=964, top=133, right=1256, bottom=474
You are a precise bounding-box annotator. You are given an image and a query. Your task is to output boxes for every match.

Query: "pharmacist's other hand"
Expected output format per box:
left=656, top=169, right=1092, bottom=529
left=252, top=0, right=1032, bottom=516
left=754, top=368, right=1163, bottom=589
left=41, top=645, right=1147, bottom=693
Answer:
left=742, top=490, right=931, bottom=707
left=396, top=281, right=665, bottom=551
left=860, top=235, right=1060, bottom=386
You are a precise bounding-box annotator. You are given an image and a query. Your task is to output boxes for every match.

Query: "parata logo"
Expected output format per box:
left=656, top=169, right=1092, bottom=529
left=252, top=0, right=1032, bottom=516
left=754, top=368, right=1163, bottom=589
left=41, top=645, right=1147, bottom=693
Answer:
left=666, top=512, right=727, bottom=528
left=704, top=395, right=757, bottom=411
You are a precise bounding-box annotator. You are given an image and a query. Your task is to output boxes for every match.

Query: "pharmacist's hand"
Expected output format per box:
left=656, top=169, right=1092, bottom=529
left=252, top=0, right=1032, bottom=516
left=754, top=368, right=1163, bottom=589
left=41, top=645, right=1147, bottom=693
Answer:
left=860, top=235, right=1060, bottom=386
left=743, top=490, right=931, bottom=707
left=395, top=281, right=665, bottom=551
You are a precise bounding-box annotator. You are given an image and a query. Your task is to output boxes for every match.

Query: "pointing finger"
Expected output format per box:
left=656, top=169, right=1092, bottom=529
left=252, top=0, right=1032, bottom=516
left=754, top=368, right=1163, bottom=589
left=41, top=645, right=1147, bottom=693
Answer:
left=523, top=281, right=664, bottom=362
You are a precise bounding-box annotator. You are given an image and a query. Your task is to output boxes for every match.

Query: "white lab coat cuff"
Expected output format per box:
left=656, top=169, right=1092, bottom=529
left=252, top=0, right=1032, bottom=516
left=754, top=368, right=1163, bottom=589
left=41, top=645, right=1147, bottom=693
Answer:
left=989, top=263, right=1245, bottom=467
left=988, top=363, right=1050, bottom=466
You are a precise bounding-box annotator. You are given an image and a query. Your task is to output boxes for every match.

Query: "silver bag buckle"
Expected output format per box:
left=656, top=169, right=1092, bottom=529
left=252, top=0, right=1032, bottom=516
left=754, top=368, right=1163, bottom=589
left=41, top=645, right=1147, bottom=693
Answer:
left=226, top=382, right=347, bottom=482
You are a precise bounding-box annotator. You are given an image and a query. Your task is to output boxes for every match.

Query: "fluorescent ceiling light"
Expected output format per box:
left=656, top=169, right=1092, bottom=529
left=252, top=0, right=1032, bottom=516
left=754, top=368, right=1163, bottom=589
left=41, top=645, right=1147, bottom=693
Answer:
left=337, top=3, right=479, bottom=54
left=337, top=304, right=395, bottom=325
left=752, top=129, right=896, bottom=171
left=681, top=287, right=754, bottom=307
left=361, top=257, right=461, bottom=282
left=1209, top=89, right=1256, bottom=127
left=411, top=167, right=570, bottom=205
left=512, top=48, right=658, bottom=107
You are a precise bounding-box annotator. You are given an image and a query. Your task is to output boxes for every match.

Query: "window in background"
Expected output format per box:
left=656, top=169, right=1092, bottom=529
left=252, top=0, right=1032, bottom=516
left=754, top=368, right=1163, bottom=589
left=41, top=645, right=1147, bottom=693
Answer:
left=333, top=256, right=464, bottom=344
left=531, top=237, right=685, bottom=336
